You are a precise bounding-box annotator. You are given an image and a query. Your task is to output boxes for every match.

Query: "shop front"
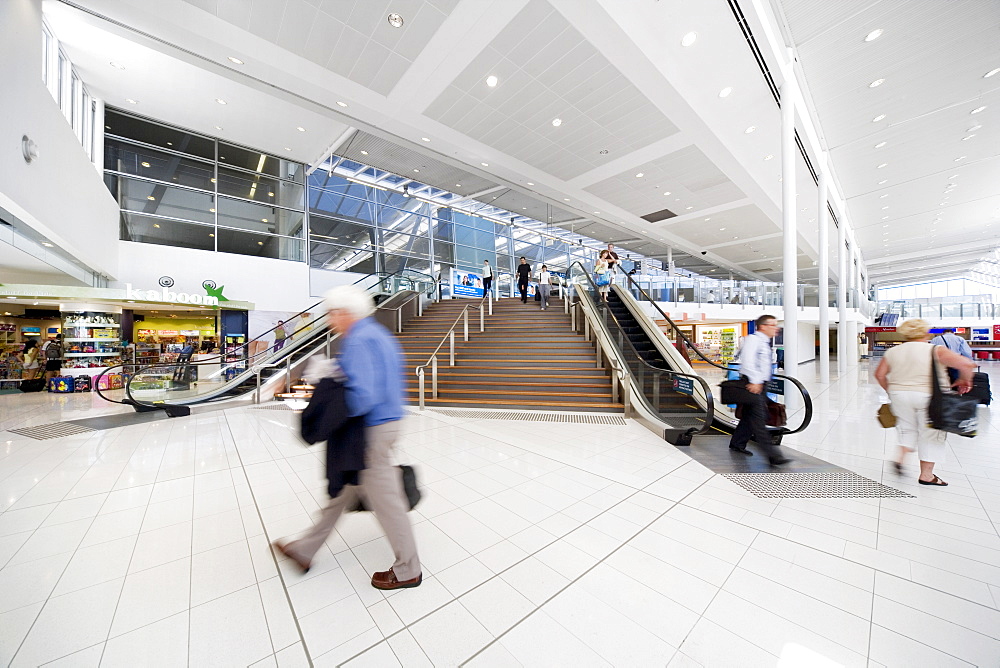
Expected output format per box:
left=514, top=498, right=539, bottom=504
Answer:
left=0, top=284, right=252, bottom=392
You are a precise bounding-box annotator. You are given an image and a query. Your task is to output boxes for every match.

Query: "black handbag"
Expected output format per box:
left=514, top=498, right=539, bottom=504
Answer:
left=928, top=350, right=978, bottom=438
left=351, top=465, right=421, bottom=512
left=720, top=378, right=755, bottom=405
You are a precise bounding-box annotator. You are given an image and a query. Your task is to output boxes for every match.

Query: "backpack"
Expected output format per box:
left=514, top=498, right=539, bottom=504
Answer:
left=45, top=342, right=63, bottom=359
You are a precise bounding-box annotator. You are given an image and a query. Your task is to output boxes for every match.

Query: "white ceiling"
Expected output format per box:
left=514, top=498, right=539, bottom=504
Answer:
left=43, top=0, right=1000, bottom=288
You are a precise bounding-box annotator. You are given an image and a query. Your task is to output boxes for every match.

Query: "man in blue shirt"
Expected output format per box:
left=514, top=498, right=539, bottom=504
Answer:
left=729, top=314, right=791, bottom=466
left=275, top=285, right=421, bottom=590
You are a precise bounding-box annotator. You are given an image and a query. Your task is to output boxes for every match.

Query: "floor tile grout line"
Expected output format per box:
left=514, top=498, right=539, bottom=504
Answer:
left=221, top=410, right=315, bottom=668
left=868, top=621, right=977, bottom=666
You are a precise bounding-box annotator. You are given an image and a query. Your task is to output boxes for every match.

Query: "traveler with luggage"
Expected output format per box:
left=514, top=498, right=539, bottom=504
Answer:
left=874, top=319, right=977, bottom=486
left=40, top=334, right=64, bottom=384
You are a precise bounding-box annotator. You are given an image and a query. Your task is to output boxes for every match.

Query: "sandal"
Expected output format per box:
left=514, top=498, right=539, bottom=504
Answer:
left=918, top=475, right=948, bottom=486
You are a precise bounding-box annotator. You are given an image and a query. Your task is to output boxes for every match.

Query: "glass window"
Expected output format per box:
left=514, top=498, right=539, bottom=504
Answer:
left=57, top=51, right=67, bottom=110
left=433, top=242, right=454, bottom=264
left=218, top=143, right=303, bottom=183
left=309, top=191, right=375, bottom=223
left=380, top=229, right=430, bottom=259
left=308, top=171, right=371, bottom=199
left=217, top=196, right=304, bottom=238
left=120, top=213, right=216, bottom=252
left=106, top=174, right=216, bottom=224
left=383, top=255, right=431, bottom=276
left=380, top=209, right=429, bottom=236
left=104, top=138, right=215, bottom=191
left=105, top=109, right=216, bottom=160
left=217, top=167, right=304, bottom=209
left=309, top=216, right=377, bottom=250
left=310, top=241, right=377, bottom=273
left=432, top=217, right=454, bottom=243
left=216, top=228, right=303, bottom=261
left=42, top=29, right=49, bottom=86
left=455, top=245, right=479, bottom=267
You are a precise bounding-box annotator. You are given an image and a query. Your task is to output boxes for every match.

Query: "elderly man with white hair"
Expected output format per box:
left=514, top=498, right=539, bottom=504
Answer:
left=274, top=284, right=421, bottom=590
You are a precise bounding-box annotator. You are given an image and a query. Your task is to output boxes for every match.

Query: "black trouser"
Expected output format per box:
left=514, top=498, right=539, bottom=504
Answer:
left=518, top=279, right=528, bottom=302
left=729, top=392, right=780, bottom=458
left=483, top=276, right=492, bottom=296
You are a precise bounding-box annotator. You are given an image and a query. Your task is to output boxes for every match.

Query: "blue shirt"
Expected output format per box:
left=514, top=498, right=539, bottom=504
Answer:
left=738, top=331, right=774, bottom=385
left=930, top=333, right=972, bottom=359
left=337, top=317, right=404, bottom=426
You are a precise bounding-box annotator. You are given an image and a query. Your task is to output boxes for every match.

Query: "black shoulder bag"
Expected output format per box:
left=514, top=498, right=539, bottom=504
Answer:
left=928, top=348, right=978, bottom=438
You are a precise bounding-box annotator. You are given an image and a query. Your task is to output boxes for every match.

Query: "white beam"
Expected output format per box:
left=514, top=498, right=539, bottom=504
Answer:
left=781, top=56, right=798, bottom=385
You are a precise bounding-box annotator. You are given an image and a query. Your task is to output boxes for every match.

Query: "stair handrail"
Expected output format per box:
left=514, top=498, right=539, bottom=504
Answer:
left=414, top=292, right=492, bottom=410
left=618, top=270, right=813, bottom=435
left=568, top=261, right=715, bottom=439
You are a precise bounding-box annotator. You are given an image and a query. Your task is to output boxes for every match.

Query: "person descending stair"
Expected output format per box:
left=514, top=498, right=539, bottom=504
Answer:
left=516, top=257, right=531, bottom=303
left=537, top=264, right=552, bottom=310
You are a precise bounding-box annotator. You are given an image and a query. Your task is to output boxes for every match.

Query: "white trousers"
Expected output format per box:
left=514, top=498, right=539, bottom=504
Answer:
left=889, top=390, right=947, bottom=463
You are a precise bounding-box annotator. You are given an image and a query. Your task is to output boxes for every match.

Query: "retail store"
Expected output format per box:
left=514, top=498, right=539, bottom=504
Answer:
left=0, top=284, right=252, bottom=392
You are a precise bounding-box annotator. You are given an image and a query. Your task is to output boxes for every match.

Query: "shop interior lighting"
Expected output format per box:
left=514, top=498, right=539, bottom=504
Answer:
left=878, top=179, right=888, bottom=184
left=681, top=32, right=697, bottom=46
left=865, top=28, right=884, bottom=42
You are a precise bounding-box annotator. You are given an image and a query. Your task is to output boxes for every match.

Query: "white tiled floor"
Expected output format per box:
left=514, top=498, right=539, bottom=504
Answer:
left=1, top=361, right=999, bottom=666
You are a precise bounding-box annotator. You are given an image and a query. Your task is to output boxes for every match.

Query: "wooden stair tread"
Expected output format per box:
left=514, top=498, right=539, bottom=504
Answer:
left=407, top=397, right=624, bottom=409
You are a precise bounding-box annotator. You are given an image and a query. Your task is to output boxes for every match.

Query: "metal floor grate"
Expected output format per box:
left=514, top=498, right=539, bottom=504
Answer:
left=250, top=403, right=294, bottom=411
left=724, top=472, right=913, bottom=499
left=7, top=422, right=96, bottom=440
left=431, top=409, right=627, bottom=425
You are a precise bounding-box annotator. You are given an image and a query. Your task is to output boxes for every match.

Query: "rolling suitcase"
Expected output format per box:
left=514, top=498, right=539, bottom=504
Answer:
left=969, top=372, right=992, bottom=405
left=19, top=378, right=46, bottom=393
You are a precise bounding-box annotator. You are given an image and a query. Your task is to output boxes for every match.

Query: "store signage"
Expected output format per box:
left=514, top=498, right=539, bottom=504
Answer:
left=766, top=379, right=785, bottom=395
left=158, top=330, right=180, bottom=336
left=125, top=284, right=219, bottom=306
left=672, top=376, right=694, bottom=396
left=994, top=324, right=1000, bottom=340
left=0, top=323, right=14, bottom=332
left=865, top=327, right=897, bottom=332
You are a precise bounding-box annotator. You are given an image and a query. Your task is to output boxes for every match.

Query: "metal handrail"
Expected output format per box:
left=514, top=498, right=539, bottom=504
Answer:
left=568, top=262, right=715, bottom=437
left=414, top=292, right=491, bottom=409
left=616, top=269, right=813, bottom=435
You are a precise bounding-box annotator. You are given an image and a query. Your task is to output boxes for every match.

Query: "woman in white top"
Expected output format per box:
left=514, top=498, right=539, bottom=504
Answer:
left=594, top=251, right=611, bottom=302
left=18, top=339, right=41, bottom=379
left=536, top=264, right=552, bottom=310
left=874, top=319, right=976, bottom=486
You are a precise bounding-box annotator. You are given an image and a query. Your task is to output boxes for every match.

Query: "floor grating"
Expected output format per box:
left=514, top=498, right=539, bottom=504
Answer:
left=724, top=472, right=914, bottom=498
left=7, top=422, right=97, bottom=440
left=250, top=403, right=294, bottom=411
left=431, top=409, right=626, bottom=425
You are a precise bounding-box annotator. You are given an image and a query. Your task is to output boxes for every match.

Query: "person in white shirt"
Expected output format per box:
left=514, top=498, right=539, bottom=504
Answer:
left=537, top=264, right=552, bottom=310
left=706, top=290, right=717, bottom=303
left=729, top=315, right=790, bottom=465
left=481, top=260, right=493, bottom=298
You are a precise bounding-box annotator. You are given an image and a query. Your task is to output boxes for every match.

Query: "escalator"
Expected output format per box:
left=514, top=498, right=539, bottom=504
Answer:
left=567, top=262, right=812, bottom=445
left=94, top=270, right=435, bottom=415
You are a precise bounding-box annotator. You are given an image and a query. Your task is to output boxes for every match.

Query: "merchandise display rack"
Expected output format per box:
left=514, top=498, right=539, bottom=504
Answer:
left=62, top=312, right=123, bottom=374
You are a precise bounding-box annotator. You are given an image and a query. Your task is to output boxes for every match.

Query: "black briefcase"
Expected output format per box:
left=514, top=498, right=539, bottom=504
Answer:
left=720, top=379, right=755, bottom=405
left=350, top=465, right=421, bottom=512
left=969, top=372, right=992, bottom=406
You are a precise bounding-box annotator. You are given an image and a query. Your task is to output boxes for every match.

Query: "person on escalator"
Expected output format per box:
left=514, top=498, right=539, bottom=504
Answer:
left=516, top=257, right=531, bottom=303
left=595, top=251, right=611, bottom=302
left=729, top=315, right=791, bottom=466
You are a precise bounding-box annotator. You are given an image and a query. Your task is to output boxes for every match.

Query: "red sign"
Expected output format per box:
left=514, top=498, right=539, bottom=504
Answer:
left=994, top=324, right=1000, bottom=340
left=865, top=327, right=897, bottom=332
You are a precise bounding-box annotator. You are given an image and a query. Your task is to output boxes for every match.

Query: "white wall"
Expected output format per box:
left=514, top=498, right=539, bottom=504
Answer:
left=0, top=0, right=120, bottom=279
left=796, top=323, right=816, bottom=364
left=114, top=241, right=372, bottom=312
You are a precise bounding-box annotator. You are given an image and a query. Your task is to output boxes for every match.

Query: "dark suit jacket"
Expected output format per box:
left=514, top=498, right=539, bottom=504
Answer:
left=300, top=377, right=366, bottom=497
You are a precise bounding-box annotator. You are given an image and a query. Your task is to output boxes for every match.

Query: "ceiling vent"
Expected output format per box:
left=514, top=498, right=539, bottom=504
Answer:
left=641, top=208, right=677, bottom=223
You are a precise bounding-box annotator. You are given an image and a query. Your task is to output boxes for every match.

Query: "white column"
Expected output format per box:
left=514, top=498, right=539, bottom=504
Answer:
left=92, top=99, right=104, bottom=174
left=817, top=154, right=830, bottom=383
left=781, top=64, right=798, bottom=381
left=837, top=211, right=848, bottom=374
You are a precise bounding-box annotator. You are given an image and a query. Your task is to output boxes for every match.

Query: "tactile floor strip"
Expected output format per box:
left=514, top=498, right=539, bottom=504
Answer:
left=724, top=472, right=914, bottom=498
left=250, top=403, right=294, bottom=411
left=7, top=422, right=97, bottom=440
left=431, top=409, right=627, bottom=425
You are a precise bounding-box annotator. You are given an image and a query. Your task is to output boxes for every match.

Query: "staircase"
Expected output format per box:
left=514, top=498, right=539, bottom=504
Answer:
left=399, top=297, right=623, bottom=412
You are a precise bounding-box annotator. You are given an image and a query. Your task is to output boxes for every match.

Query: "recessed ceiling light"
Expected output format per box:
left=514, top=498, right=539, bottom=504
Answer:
left=209, top=233, right=214, bottom=237
left=336, top=101, right=348, bottom=107
left=284, top=147, right=292, bottom=151
left=296, top=127, right=306, bottom=132
left=387, top=13, right=404, bottom=28
left=872, top=114, right=886, bottom=122
left=209, top=208, right=216, bottom=213
left=485, top=75, right=498, bottom=87
left=874, top=141, right=887, bottom=148
left=869, top=78, right=885, bottom=88
left=880, top=194, right=888, bottom=198
left=125, top=98, right=138, bottom=104
left=261, top=218, right=268, bottom=222
left=720, top=227, right=726, bottom=231
left=764, top=154, right=773, bottom=161
left=971, top=106, right=987, bottom=114
left=686, top=206, right=693, bottom=210
left=962, top=134, right=975, bottom=141
left=881, top=206, right=889, bottom=210
left=635, top=172, right=644, bottom=178
left=876, top=163, right=888, bottom=169
left=878, top=179, right=888, bottom=185
left=864, top=28, right=884, bottom=42
left=228, top=56, right=244, bottom=65
left=594, top=211, right=600, bottom=214
left=949, top=174, right=959, bottom=178
left=146, top=195, right=156, bottom=201
left=882, top=224, right=889, bottom=227
left=745, top=126, right=756, bottom=133
left=153, top=223, right=160, bottom=228
left=681, top=32, right=698, bottom=47
left=551, top=118, right=562, bottom=127
left=481, top=162, right=489, bottom=167
left=360, top=150, right=368, bottom=155
left=42, top=242, right=53, bottom=247
left=563, top=198, right=570, bottom=201
left=257, top=241, right=264, bottom=246
left=954, top=156, right=966, bottom=161
left=109, top=61, right=125, bottom=70
left=140, top=161, right=151, bottom=168
left=719, top=87, right=733, bottom=98
left=216, top=98, right=227, bottom=105
left=214, top=125, right=223, bottom=131
left=268, top=192, right=274, bottom=197
left=984, top=67, right=1000, bottom=78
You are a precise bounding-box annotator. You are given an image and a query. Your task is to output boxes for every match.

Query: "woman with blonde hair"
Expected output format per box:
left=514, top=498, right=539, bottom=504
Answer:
left=874, top=319, right=977, bottom=486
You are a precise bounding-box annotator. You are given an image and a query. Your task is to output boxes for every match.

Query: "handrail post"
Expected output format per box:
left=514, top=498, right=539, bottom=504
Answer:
left=418, top=370, right=425, bottom=409
left=285, top=359, right=291, bottom=394
left=432, top=356, right=438, bottom=398
left=463, top=309, right=469, bottom=341
left=489, top=290, right=493, bottom=315
left=584, top=318, right=590, bottom=342
left=612, top=365, right=619, bottom=404
left=449, top=331, right=455, bottom=366
left=480, top=304, right=484, bottom=332
left=596, top=344, right=602, bottom=368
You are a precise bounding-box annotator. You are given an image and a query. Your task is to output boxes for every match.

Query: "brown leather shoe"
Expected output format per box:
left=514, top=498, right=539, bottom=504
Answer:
left=272, top=540, right=311, bottom=574
left=371, top=568, right=422, bottom=590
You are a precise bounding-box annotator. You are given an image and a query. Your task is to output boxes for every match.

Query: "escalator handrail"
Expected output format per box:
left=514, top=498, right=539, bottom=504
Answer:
left=568, top=262, right=714, bottom=435
left=617, top=270, right=813, bottom=434
left=93, top=363, right=130, bottom=404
